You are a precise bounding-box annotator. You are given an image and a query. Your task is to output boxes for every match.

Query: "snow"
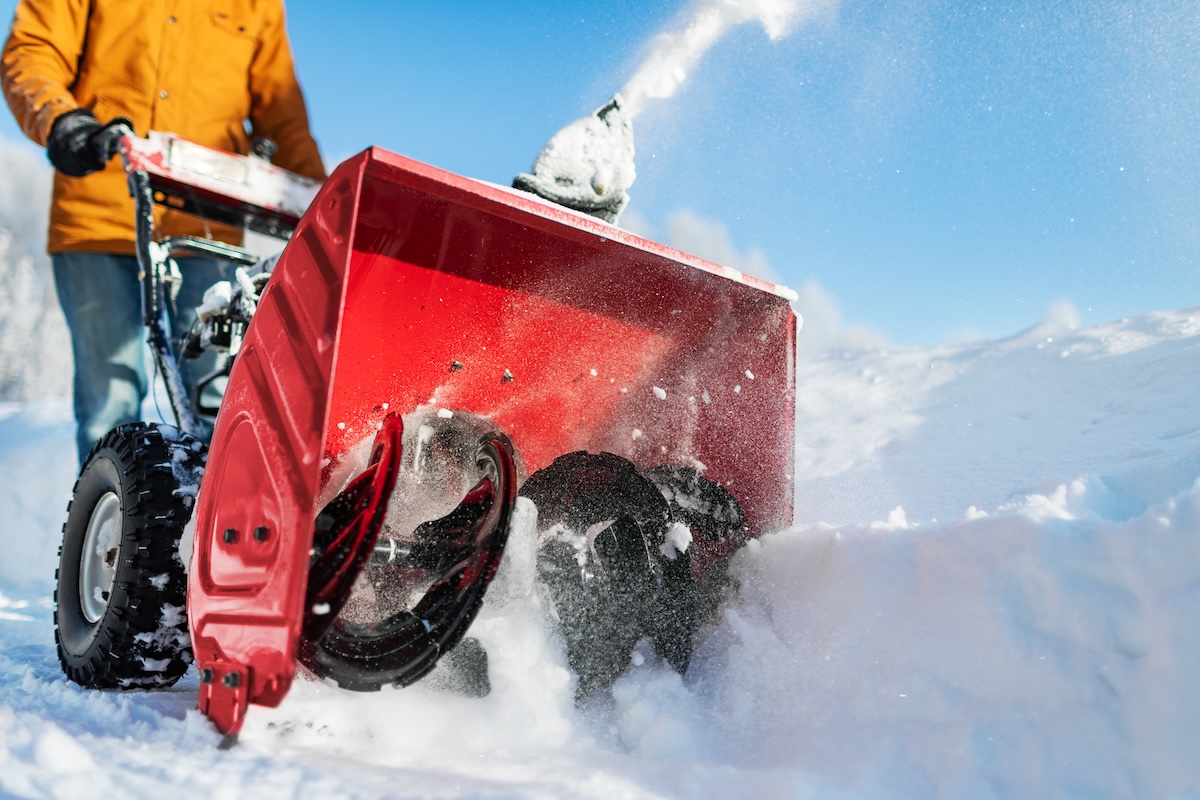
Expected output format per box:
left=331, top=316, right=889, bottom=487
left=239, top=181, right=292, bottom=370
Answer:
left=196, top=281, right=234, bottom=319
left=1, top=306, right=1198, bottom=797
left=0, top=141, right=67, bottom=404
left=660, top=523, right=693, bottom=560
left=620, top=0, right=836, bottom=117
left=513, top=95, right=637, bottom=224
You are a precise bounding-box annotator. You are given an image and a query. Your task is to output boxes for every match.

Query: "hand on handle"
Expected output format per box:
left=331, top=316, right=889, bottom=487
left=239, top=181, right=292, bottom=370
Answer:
left=46, top=109, right=134, bottom=177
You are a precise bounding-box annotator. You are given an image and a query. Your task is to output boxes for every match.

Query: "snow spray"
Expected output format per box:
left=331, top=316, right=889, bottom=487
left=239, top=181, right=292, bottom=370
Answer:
left=515, top=0, right=833, bottom=223
left=620, top=0, right=835, bottom=117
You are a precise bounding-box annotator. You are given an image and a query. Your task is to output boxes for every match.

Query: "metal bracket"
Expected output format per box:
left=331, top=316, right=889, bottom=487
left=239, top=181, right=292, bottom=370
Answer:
left=197, top=660, right=251, bottom=737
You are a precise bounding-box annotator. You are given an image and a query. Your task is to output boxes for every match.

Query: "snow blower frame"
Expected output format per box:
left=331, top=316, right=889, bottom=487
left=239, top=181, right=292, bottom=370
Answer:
left=53, top=130, right=798, bottom=740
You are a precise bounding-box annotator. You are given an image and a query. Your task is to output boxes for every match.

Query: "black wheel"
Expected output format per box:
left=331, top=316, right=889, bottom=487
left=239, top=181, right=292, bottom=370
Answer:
left=641, top=464, right=746, bottom=544
left=55, top=423, right=206, bottom=689
left=642, top=464, right=747, bottom=625
left=520, top=451, right=697, bottom=698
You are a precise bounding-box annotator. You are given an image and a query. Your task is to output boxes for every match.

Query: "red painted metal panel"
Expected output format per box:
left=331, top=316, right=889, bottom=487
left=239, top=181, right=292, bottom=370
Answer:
left=190, top=157, right=365, bottom=734
left=188, top=147, right=796, bottom=735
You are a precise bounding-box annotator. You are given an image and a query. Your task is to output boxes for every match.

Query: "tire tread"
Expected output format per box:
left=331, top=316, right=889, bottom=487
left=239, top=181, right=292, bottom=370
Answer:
left=54, top=423, right=206, bottom=690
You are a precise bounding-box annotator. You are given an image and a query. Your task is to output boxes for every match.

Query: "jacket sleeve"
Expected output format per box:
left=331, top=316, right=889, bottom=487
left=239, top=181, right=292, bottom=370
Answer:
left=248, top=1, right=326, bottom=181
left=1, top=0, right=90, bottom=146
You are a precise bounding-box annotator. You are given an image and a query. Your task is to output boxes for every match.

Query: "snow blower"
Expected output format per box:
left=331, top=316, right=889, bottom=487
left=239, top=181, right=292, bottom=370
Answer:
left=52, top=126, right=797, bottom=740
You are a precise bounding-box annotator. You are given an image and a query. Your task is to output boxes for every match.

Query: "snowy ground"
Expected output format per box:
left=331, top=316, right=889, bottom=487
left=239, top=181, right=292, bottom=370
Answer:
left=2, top=307, right=1199, bottom=799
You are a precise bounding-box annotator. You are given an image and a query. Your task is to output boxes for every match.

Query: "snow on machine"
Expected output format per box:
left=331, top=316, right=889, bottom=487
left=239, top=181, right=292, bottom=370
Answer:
left=53, top=123, right=797, bottom=740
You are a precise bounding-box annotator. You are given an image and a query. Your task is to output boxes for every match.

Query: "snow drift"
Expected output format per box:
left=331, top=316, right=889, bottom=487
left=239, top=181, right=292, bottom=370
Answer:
left=2, top=306, right=1199, bottom=798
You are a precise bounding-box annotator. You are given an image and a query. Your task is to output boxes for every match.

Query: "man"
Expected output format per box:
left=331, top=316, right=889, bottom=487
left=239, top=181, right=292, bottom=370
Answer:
left=2, top=0, right=326, bottom=462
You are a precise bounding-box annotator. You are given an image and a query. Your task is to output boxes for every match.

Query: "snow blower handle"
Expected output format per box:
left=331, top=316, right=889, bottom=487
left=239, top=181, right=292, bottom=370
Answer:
left=45, top=112, right=134, bottom=177
left=93, top=118, right=135, bottom=166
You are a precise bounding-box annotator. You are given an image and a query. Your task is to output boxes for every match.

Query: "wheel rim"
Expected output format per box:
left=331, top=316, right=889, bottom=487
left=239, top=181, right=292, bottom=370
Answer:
left=79, top=491, right=122, bottom=624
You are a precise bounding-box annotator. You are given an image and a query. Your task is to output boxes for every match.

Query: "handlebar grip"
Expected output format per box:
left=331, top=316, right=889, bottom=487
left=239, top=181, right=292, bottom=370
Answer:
left=94, top=119, right=135, bottom=163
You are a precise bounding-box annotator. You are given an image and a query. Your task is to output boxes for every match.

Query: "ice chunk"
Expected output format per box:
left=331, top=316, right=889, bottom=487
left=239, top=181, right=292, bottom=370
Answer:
left=660, top=522, right=693, bottom=560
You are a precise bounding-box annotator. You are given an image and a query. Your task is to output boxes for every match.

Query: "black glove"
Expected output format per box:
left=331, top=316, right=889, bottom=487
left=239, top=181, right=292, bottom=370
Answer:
left=46, top=109, right=133, bottom=177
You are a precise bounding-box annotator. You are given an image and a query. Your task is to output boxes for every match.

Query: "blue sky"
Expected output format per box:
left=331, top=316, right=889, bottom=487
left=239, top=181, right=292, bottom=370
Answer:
left=3, top=1, right=1198, bottom=345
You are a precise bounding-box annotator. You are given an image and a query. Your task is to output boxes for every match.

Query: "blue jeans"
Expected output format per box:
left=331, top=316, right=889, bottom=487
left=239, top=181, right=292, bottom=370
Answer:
left=52, top=252, right=231, bottom=464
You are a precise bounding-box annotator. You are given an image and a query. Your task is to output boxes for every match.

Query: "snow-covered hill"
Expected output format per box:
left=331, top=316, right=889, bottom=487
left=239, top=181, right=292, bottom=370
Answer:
left=2, top=307, right=1198, bottom=799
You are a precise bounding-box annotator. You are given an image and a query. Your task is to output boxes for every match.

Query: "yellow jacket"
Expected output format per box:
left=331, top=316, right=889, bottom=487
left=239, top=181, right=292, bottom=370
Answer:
left=1, top=0, right=326, bottom=253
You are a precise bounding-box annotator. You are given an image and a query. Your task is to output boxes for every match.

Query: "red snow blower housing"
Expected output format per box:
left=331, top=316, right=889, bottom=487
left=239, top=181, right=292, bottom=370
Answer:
left=52, top=131, right=797, bottom=739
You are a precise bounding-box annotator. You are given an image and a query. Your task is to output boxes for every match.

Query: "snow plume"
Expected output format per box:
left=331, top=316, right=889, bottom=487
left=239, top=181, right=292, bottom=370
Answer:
left=621, top=0, right=836, bottom=116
